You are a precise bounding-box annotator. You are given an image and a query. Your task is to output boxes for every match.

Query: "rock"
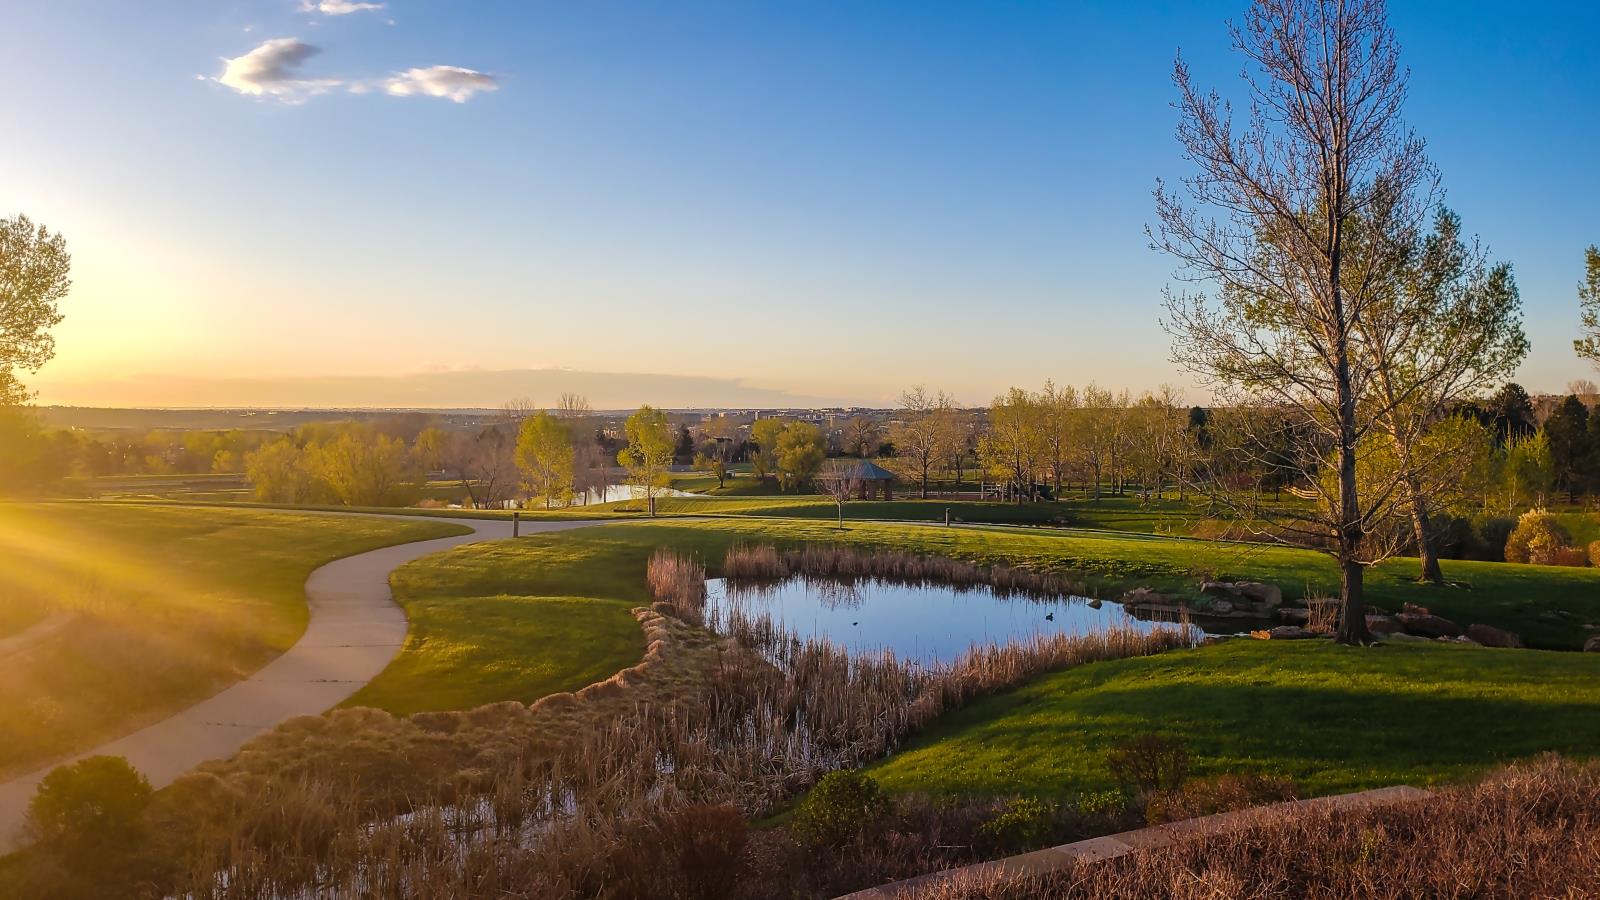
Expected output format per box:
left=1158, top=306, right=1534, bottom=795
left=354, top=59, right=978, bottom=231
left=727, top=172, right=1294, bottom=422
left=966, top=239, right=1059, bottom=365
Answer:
left=1441, top=635, right=1480, bottom=645
left=1251, top=625, right=1315, bottom=640
left=1464, top=623, right=1523, bottom=649
left=1396, top=612, right=1463, bottom=639
left=1122, top=588, right=1164, bottom=604
left=1366, top=615, right=1401, bottom=635
left=1278, top=608, right=1310, bottom=625
left=1087, top=598, right=1103, bottom=609
left=1209, top=599, right=1235, bottom=615
left=1200, top=581, right=1243, bottom=598
left=1585, top=636, right=1600, bottom=653
left=1235, top=582, right=1283, bottom=609
left=1402, top=602, right=1431, bottom=616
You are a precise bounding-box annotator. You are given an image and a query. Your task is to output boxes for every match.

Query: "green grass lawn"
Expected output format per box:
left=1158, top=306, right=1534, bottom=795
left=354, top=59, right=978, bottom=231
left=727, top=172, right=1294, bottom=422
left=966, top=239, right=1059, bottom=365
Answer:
left=345, top=533, right=646, bottom=714
left=870, top=638, right=1600, bottom=799
left=351, top=517, right=1600, bottom=718
left=0, top=502, right=467, bottom=779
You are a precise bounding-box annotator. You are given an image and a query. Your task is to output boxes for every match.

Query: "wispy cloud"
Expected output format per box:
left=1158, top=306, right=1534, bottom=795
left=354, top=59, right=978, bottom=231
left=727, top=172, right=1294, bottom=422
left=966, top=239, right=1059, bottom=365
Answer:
left=299, top=0, right=385, bottom=15
left=213, top=39, right=498, bottom=104
left=383, top=66, right=499, bottom=103
left=215, top=38, right=341, bottom=101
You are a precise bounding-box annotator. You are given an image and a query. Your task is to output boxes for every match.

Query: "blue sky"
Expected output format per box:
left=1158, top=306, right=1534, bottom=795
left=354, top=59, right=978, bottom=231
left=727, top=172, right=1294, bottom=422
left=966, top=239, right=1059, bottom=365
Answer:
left=6, top=1, right=1598, bottom=408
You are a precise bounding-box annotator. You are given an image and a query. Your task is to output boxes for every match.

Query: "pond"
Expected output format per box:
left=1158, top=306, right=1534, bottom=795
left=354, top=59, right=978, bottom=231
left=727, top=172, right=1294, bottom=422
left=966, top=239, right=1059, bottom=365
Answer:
left=706, top=576, right=1205, bottom=665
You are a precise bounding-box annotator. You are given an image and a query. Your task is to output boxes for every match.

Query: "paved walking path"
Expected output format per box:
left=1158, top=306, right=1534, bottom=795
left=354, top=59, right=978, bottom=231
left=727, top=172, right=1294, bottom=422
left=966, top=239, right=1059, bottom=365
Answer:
left=0, top=612, right=75, bottom=662
left=0, top=515, right=602, bottom=852
left=836, top=785, right=1432, bottom=899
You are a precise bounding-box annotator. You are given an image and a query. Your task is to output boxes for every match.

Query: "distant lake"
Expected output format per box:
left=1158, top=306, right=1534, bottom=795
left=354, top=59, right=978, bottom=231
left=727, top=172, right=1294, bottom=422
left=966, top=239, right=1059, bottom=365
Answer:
left=706, top=577, right=1202, bottom=665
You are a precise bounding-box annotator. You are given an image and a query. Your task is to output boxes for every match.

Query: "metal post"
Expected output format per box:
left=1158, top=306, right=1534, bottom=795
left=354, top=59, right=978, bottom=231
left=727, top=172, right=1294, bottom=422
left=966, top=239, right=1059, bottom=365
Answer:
left=945, top=508, right=951, bottom=527
left=513, top=510, right=520, bottom=538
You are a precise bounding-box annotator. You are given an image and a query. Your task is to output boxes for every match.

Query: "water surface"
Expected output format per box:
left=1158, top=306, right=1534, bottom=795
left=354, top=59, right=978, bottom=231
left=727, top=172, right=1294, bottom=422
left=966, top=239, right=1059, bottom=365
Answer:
left=707, top=577, right=1196, bottom=665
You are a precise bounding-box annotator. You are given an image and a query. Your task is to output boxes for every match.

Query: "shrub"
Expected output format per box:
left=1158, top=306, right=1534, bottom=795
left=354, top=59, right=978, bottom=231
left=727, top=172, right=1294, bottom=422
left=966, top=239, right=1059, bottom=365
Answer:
left=664, top=803, right=749, bottom=900
left=1552, top=545, right=1590, bottom=567
left=1504, top=509, right=1573, bottom=564
left=1106, top=734, right=1188, bottom=799
left=1074, top=789, right=1127, bottom=821
left=1144, top=773, right=1298, bottom=825
left=27, top=755, right=152, bottom=848
left=977, top=797, right=1054, bottom=854
left=793, top=769, right=890, bottom=847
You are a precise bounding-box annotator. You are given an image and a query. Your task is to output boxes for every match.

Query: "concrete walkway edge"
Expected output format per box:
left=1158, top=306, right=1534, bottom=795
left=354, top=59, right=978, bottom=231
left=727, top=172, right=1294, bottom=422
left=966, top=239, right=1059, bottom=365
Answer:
left=836, top=785, right=1432, bottom=899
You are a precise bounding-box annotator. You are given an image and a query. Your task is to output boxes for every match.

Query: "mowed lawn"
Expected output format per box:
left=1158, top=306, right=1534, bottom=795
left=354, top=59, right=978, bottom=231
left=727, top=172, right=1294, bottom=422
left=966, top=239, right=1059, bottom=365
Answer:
left=0, top=502, right=467, bottom=779
left=350, top=516, right=1600, bottom=718
left=870, top=638, right=1600, bottom=798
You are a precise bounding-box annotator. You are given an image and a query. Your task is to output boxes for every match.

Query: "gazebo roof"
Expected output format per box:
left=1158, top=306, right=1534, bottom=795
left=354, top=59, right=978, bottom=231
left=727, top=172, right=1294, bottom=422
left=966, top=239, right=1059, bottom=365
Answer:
left=840, top=459, right=896, bottom=481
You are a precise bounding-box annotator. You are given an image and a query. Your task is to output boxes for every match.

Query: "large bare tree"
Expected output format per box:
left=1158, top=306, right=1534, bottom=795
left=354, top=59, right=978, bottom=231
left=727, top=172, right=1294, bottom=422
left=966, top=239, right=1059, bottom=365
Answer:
left=1156, top=0, right=1438, bottom=644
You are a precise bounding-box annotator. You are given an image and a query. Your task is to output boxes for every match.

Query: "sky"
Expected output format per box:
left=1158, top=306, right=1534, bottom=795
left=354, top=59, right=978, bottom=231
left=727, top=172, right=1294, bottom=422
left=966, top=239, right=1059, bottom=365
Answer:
left=5, top=1, right=1598, bottom=409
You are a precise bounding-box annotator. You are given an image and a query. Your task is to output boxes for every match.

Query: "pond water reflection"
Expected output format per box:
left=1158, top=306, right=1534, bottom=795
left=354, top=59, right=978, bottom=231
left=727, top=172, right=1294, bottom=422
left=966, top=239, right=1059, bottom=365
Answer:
left=706, top=576, right=1201, bottom=665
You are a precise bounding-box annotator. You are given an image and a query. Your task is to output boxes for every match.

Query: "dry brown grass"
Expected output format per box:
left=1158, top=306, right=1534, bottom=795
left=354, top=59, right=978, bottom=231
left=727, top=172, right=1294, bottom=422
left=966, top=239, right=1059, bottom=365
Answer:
left=722, top=543, right=1092, bottom=601
left=6, top=547, right=1194, bottom=900
left=894, top=755, right=1600, bottom=900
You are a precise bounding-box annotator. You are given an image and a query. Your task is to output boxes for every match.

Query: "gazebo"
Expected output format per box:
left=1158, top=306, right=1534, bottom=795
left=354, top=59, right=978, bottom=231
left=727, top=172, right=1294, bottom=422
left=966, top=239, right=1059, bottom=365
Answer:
left=841, top=459, right=896, bottom=500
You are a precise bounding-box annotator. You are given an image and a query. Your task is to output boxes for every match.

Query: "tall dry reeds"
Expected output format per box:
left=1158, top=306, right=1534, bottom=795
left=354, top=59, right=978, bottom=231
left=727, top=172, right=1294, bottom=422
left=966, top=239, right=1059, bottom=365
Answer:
left=13, top=548, right=1196, bottom=900
left=894, top=755, right=1600, bottom=900
left=722, top=543, right=1090, bottom=601
left=648, top=548, right=708, bottom=625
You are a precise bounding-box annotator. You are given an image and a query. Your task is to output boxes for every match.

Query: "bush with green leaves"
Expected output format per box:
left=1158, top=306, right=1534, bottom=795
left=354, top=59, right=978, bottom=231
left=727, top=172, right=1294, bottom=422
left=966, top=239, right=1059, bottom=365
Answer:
left=28, top=755, right=152, bottom=847
left=977, top=796, right=1054, bottom=854
left=792, top=769, right=890, bottom=847
left=1504, top=509, right=1574, bottom=565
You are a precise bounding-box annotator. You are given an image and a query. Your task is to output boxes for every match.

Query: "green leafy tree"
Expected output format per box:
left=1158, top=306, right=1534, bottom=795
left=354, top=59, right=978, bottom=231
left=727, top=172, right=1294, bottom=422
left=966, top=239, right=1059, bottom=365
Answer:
left=516, top=411, right=575, bottom=508
left=244, top=439, right=317, bottom=503
left=1575, top=245, right=1600, bottom=366
left=774, top=421, right=826, bottom=491
left=1544, top=395, right=1591, bottom=501
left=749, top=417, right=786, bottom=484
left=0, top=214, right=70, bottom=409
left=311, top=430, right=424, bottom=507
left=619, top=405, right=675, bottom=516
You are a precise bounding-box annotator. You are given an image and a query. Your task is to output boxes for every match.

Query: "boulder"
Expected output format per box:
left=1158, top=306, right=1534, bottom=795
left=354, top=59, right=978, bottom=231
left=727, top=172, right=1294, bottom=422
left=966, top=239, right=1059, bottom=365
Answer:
left=1397, top=612, right=1463, bottom=639
left=1585, top=635, right=1600, bottom=653
left=1200, top=581, right=1243, bottom=598
left=1366, top=615, right=1402, bottom=635
left=1278, top=608, right=1310, bottom=625
left=1235, top=582, right=1283, bottom=609
left=1087, top=598, right=1103, bottom=609
left=1122, top=588, right=1165, bottom=604
left=1464, top=623, right=1523, bottom=649
left=1209, top=599, right=1235, bottom=615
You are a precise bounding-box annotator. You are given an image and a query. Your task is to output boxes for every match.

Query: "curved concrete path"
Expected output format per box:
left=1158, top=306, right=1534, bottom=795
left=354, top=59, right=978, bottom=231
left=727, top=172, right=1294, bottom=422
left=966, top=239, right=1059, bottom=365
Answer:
left=0, top=514, right=602, bottom=851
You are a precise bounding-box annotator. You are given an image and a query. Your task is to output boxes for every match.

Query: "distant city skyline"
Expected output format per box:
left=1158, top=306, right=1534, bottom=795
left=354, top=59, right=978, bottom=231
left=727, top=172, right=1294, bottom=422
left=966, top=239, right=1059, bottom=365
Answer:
left=6, top=1, right=1598, bottom=408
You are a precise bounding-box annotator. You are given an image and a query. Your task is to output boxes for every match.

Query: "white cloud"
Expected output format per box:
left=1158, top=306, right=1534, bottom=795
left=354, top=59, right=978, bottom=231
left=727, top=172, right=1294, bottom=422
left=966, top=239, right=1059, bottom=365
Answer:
left=299, top=0, right=385, bottom=14
left=216, top=38, right=340, bottom=101
left=383, top=66, right=498, bottom=103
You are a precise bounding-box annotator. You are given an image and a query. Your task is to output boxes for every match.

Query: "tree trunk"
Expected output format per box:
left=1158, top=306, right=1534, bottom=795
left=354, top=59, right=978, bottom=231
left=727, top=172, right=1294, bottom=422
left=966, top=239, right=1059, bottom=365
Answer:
left=1407, top=484, right=1444, bottom=584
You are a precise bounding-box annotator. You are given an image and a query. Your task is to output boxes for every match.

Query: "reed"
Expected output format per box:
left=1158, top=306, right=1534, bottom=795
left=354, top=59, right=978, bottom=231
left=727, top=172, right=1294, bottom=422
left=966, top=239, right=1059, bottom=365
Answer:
left=722, top=543, right=1091, bottom=601
left=12, top=550, right=1196, bottom=900
left=894, top=755, right=1600, bottom=899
